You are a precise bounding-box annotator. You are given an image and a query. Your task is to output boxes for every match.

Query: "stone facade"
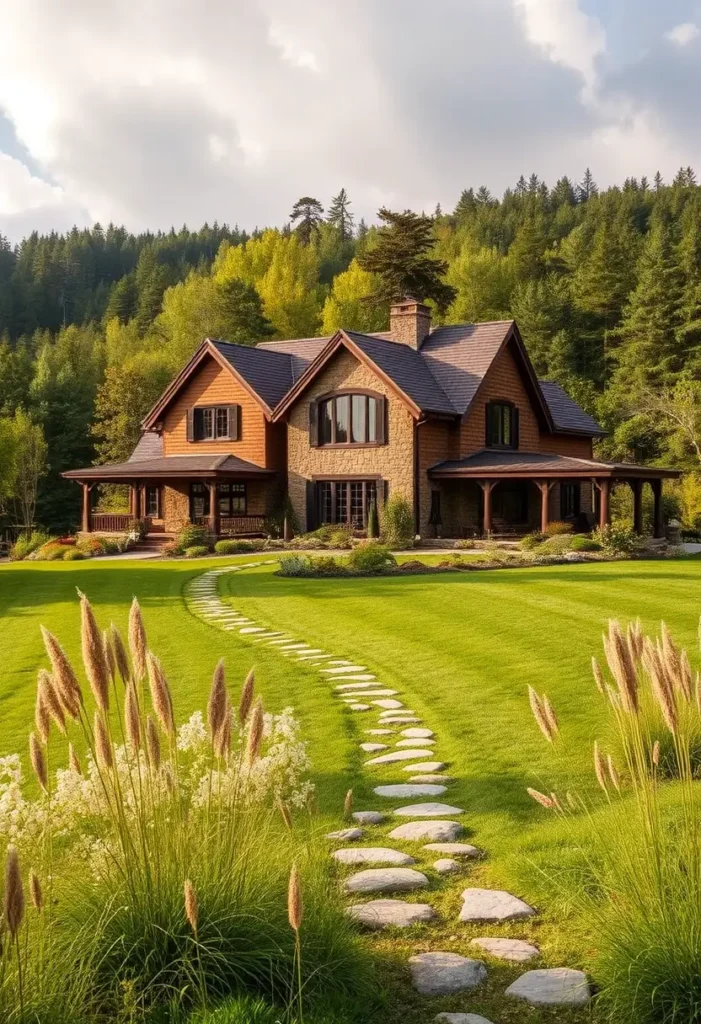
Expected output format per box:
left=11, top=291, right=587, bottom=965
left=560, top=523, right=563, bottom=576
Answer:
left=161, top=478, right=276, bottom=533
left=287, top=348, right=415, bottom=532
left=389, top=300, right=431, bottom=350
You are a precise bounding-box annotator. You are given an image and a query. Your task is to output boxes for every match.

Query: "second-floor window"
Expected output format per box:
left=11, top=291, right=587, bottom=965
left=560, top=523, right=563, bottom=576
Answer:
left=312, top=392, right=386, bottom=446
left=190, top=404, right=239, bottom=442
left=486, top=400, right=518, bottom=449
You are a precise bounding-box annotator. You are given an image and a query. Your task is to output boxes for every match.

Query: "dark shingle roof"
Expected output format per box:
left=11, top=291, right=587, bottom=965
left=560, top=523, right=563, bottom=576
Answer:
left=429, top=450, right=678, bottom=478
left=210, top=340, right=295, bottom=410
left=344, top=331, right=456, bottom=415
left=128, top=431, right=163, bottom=462
left=419, top=322, right=514, bottom=415
left=538, top=380, right=606, bottom=436
left=256, top=336, right=332, bottom=379
left=64, top=454, right=272, bottom=479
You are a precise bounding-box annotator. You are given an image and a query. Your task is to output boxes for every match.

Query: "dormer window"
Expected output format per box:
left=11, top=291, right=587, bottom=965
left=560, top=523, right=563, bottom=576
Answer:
left=188, top=404, right=240, bottom=442
left=486, top=401, right=519, bottom=449
left=310, top=391, right=386, bottom=447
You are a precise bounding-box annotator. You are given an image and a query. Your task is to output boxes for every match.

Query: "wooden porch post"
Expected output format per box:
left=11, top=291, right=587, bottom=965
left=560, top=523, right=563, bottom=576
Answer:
left=539, top=480, right=554, bottom=534
left=598, top=479, right=611, bottom=531
left=129, top=482, right=138, bottom=518
left=479, top=481, right=495, bottom=537
left=81, top=483, right=92, bottom=533
left=631, top=479, right=644, bottom=535
left=208, top=481, right=220, bottom=536
left=652, top=479, right=664, bottom=539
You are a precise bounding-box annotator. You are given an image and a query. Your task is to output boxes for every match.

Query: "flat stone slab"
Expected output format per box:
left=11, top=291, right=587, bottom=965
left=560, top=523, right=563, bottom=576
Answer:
left=326, top=827, right=364, bottom=841
left=347, top=899, right=436, bottom=930
left=459, top=889, right=536, bottom=923
left=352, top=810, right=384, bottom=825
left=379, top=709, right=415, bottom=717
left=365, top=729, right=393, bottom=736
left=470, top=938, right=540, bottom=963
left=379, top=717, right=421, bottom=724
left=375, top=784, right=446, bottom=798
left=396, top=737, right=436, bottom=747
left=360, top=743, right=388, bottom=753
left=349, top=704, right=370, bottom=711
left=434, top=858, right=461, bottom=874
left=409, top=775, right=455, bottom=784
left=394, top=803, right=464, bottom=817
left=402, top=727, right=434, bottom=738
left=505, top=968, right=590, bottom=1006
left=389, top=820, right=464, bottom=842
left=423, top=843, right=480, bottom=858
left=322, top=666, right=367, bottom=674
left=409, top=951, right=487, bottom=996
left=333, top=847, right=415, bottom=866
left=339, top=689, right=397, bottom=698
left=435, top=1015, right=496, bottom=1024
left=336, top=681, right=383, bottom=690
left=343, top=868, right=429, bottom=894
left=372, top=698, right=404, bottom=709
left=365, top=749, right=434, bottom=766
left=401, top=762, right=447, bottom=773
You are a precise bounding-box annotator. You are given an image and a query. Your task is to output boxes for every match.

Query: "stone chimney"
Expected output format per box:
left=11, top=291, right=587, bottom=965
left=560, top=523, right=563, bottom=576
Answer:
left=389, top=297, right=431, bottom=349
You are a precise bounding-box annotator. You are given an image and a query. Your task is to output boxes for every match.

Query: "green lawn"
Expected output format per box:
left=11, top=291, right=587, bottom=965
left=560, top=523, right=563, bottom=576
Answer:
left=2, top=556, right=701, bottom=1023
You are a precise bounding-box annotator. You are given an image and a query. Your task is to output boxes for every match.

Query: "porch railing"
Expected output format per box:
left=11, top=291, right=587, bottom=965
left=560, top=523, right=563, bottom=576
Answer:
left=90, top=513, right=135, bottom=533
left=192, top=515, right=266, bottom=535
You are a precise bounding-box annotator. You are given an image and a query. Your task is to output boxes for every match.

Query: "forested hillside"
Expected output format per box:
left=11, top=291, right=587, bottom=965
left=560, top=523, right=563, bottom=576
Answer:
left=1, top=171, right=701, bottom=533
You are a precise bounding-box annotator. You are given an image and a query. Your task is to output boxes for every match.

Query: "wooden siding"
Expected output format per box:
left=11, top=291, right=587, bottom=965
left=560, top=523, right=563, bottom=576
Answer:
left=545, top=433, right=594, bottom=458
left=418, top=419, right=456, bottom=534
left=162, top=354, right=281, bottom=466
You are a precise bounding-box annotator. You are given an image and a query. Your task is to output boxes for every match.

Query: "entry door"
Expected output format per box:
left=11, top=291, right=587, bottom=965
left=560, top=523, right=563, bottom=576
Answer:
left=189, top=482, right=210, bottom=520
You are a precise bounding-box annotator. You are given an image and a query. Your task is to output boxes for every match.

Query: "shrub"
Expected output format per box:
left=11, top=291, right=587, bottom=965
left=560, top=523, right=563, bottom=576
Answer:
left=454, top=538, right=475, bottom=549
left=313, top=556, right=344, bottom=575
left=128, top=518, right=148, bottom=540
left=539, top=534, right=575, bottom=554
left=287, top=535, right=325, bottom=550
left=214, top=539, right=255, bottom=555
left=519, top=532, right=545, bottom=551
left=278, top=554, right=315, bottom=577
left=346, top=542, right=396, bottom=574
left=36, top=542, right=67, bottom=561
left=381, top=494, right=414, bottom=549
left=177, top=524, right=214, bottom=551
left=184, top=545, right=211, bottom=558
left=543, top=520, right=572, bottom=537
left=162, top=540, right=182, bottom=557
left=76, top=536, right=109, bottom=557
left=63, top=548, right=85, bottom=561
left=100, top=537, right=122, bottom=555
left=593, top=522, right=638, bottom=555
left=570, top=535, right=602, bottom=552
left=327, top=527, right=353, bottom=549
left=367, top=501, right=379, bottom=540
left=9, top=531, right=51, bottom=561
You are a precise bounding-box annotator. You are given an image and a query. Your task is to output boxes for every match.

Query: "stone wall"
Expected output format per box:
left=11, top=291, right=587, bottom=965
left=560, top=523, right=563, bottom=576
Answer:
left=161, top=479, right=276, bottom=533
left=286, top=347, right=415, bottom=532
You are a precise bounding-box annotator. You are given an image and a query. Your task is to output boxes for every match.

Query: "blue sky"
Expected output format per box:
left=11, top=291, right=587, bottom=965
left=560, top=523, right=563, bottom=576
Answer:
left=0, top=0, right=699, bottom=242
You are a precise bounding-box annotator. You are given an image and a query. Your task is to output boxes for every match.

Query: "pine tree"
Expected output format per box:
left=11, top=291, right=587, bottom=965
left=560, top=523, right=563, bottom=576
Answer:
left=290, top=197, right=324, bottom=244
left=577, top=168, right=598, bottom=202
left=327, top=188, right=354, bottom=242
left=654, top=171, right=664, bottom=191
left=551, top=177, right=576, bottom=207
left=214, top=278, right=274, bottom=342
left=475, top=186, right=493, bottom=206
left=677, top=194, right=701, bottom=352
left=453, top=189, right=476, bottom=221
left=515, top=176, right=528, bottom=197
left=357, top=208, right=456, bottom=311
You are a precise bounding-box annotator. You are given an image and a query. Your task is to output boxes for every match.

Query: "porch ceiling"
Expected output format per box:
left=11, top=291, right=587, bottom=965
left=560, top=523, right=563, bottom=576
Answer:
left=62, top=454, right=275, bottom=482
left=428, top=449, right=680, bottom=480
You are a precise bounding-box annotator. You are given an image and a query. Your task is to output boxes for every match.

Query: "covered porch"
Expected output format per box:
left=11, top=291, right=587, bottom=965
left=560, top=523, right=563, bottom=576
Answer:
left=62, top=455, right=277, bottom=537
left=428, top=451, right=680, bottom=539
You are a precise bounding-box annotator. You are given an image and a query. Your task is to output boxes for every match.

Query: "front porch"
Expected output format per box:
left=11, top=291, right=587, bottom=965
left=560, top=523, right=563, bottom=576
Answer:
left=427, top=451, right=680, bottom=539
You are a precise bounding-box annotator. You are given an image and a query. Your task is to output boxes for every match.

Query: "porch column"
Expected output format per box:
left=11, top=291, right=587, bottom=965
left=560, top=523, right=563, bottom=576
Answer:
left=208, top=481, right=220, bottom=536
left=479, top=480, right=495, bottom=537
left=81, top=483, right=92, bottom=533
left=538, top=480, right=554, bottom=534
left=631, top=479, right=644, bottom=535
left=129, top=482, right=138, bottom=518
left=598, top=479, right=611, bottom=531
left=652, top=479, right=664, bottom=539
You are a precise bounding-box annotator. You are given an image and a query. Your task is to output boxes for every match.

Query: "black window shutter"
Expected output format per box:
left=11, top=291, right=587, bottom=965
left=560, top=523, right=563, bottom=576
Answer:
left=228, top=404, right=240, bottom=441
left=309, top=401, right=319, bottom=447
left=305, top=480, right=317, bottom=531
left=380, top=479, right=389, bottom=505
left=513, top=407, right=520, bottom=449
left=187, top=408, right=195, bottom=442
left=375, top=396, right=387, bottom=443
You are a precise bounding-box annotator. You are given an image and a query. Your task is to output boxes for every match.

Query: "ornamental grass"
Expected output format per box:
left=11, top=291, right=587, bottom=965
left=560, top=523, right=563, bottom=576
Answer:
left=0, top=593, right=371, bottom=1023
left=528, top=616, right=701, bottom=1024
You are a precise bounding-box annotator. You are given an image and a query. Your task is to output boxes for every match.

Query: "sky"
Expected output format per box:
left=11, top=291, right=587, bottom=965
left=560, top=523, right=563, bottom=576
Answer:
left=0, top=0, right=700, bottom=243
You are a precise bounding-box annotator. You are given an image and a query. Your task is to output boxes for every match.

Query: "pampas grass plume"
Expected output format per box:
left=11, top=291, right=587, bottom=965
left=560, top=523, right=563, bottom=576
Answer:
left=527, top=787, right=554, bottom=809
left=38, top=670, right=66, bottom=735
left=207, top=659, right=227, bottom=740
left=4, top=847, right=24, bottom=938
left=29, top=870, right=43, bottom=913
left=68, top=743, right=83, bottom=775
left=184, top=879, right=198, bottom=934
left=34, top=681, right=50, bottom=744
left=29, top=732, right=48, bottom=792
left=145, top=715, right=161, bottom=768
left=79, top=591, right=110, bottom=713
left=125, top=682, right=141, bottom=751
left=103, top=629, right=116, bottom=683
left=594, top=741, right=608, bottom=792
left=239, top=669, right=255, bottom=726
left=343, top=788, right=353, bottom=820
left=128, top=598, right=147, bottom=681
left=288, top=864, right=302, bottom=932
left=246, top=698, right=264, bottom=764
left=147, top=653, right=175, bottom=735
left=40, top=627, right=81, bottom=718
left=94, top=713, right=113, bottom=770
left=111, top=624, right=131, bottom=684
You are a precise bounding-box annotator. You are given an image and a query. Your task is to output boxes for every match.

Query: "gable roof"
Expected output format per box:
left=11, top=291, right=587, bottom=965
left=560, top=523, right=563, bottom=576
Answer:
left=418, top=321, right=514, bottom=415
left=343, top=331, right=456, bottom=415
left=128, top=430, right=163, bottom=461
left=538, top=380, right=606, bottom=437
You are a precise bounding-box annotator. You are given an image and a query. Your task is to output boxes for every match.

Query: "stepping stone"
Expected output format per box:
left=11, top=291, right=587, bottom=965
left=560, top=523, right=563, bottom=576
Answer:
left=409, top=775, right=455, bottom=784
left=396, top=737, right=435, bottom=747
left=459, top=889, right=536, bottom=923
left=380, top=717, right=421, bottom=724
left=365, top=749, right=434, bottom=766
left=375, top=784, right=446, bottom=798
left=279, top=643, right=310, bottom=650
left=332, top=847, right=415, bottom=866
left=409, top=951, right=487, bottom=996
left=239, top=627, right=266, bottom=634
left=401, top=762, right=447, bottom=773
left=434, top=858, right=461, bottom=874
left=268, top=638, right=297, bottom=645
left=347, top=899, right=436, bottom=930
left=401, top=727, right=434, bottom=738
left=423, top=843, right=480, bottom=858
left=435, top=1015, right=495, bottom=1024
left=328, top=659, right=352, bottom=664
left=505, top=968, right=590, bottom=1006
left=337, top=682, right=384, bottom=691
left=365, top=729, right=393, bottom=736
left=470, top=938, right=540, bottom=963
left=349, top=704, right=370, bottom=711
left=343, top=868, right=429, bottom=894
left=326, top=827, right=364, bottom=841
left=322, top=666, right=367, bottom=674
left=294, top=648, right=323, bottom=655
left=379, top=709, right=415, bottom=717
left=352, top=811, right=384, bottom=825
left=372, top=698, right=404, bottom=710
left=360, top=743, right=388, bottom=753
left=329, top=674, right=376, bottom=682
left=394, top=803, right=464, bottom=817
left=389, top=821, right=463, bottom=842
left=339, top=689, right=397, bottom=698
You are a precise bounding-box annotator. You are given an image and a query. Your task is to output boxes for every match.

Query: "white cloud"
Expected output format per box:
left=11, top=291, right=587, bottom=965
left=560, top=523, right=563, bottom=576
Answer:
left=665, top=22, right=700, bottom=46
left=513, top=0, right=606, bottom=90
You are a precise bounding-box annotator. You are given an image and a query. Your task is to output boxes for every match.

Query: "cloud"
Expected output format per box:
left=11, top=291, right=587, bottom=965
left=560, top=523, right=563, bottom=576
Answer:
left=665, top=21, right=700, bottom=45
left=0, top=0, right=699, bottom=241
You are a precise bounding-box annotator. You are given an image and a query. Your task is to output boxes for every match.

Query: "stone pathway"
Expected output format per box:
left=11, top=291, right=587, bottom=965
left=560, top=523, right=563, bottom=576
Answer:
left=184, top=562, right=592, bottom=1019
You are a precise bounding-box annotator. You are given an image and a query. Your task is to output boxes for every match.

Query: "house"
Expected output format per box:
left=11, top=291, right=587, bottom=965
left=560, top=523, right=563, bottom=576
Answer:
left=64, top=299, right=678, bottom=539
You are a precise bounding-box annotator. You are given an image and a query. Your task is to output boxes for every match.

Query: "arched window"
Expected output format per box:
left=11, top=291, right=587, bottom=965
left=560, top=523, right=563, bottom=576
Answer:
left=311, top=391, right=386, bottom=446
